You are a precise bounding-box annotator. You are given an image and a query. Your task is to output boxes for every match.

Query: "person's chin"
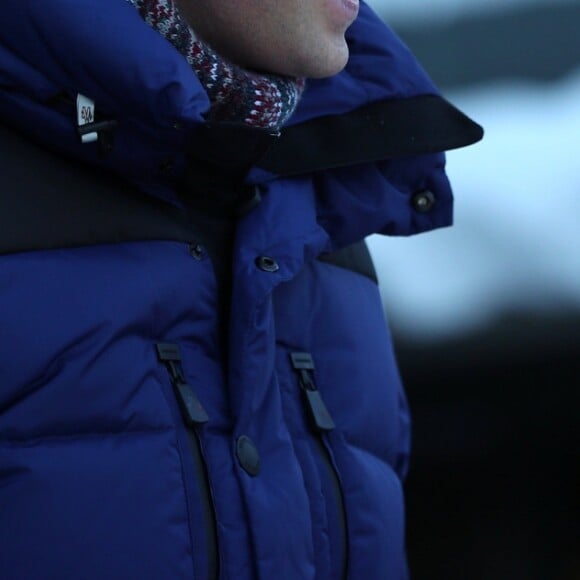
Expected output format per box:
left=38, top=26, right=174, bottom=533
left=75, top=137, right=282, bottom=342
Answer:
left=245, top=38, right=349, bottom=79
left=303, top=41, right=349, bottom=79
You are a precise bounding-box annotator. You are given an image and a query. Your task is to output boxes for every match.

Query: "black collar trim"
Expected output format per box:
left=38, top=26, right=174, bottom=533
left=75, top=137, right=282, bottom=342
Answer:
left=257, top=94, right=484, bottom=176
left=0, top=122, right=377, bottom=284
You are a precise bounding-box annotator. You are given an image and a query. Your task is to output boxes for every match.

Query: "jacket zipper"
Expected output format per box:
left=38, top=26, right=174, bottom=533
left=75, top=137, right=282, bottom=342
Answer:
left=290, top=352, right=349, bottom=580
left=156, top=343, right=219, bottom=580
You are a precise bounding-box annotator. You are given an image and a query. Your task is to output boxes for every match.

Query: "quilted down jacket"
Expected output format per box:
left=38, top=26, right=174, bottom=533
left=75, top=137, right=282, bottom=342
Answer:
left=0, top=1, right=482, bottom=578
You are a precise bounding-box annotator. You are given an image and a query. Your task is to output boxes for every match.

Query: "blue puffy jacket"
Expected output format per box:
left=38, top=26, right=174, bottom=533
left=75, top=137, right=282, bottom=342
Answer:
left=0, top=1, right=482, bottom=578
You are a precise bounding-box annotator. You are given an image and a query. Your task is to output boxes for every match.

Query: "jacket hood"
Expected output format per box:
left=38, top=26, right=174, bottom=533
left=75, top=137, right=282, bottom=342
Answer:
left=0, top=0, right=482, bottom=244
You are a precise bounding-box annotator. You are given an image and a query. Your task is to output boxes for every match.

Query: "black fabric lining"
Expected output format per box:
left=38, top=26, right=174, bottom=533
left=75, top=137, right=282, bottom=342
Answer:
left=0, top=123, right=197, bottom=254
left=318, top=243, right=378, bottom=284
left=258, top=95, right=484, bottom=176
left=0, top=123, right=374, bottom=282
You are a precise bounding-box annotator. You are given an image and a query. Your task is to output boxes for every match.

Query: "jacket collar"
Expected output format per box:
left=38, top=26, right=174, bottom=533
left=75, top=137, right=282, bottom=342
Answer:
left=0, top=0, right=483, bottom=253
left=0, top=0, right=481, bottom=187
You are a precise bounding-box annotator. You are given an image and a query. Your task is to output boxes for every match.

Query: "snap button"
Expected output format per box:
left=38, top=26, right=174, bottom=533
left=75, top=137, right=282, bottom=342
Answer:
left=189, top=243, right=207, bottom=260
left=255, top=255, right=279, bottom=273
left=236, top=436, right=261, bottom=477
left=411, top=190, right=436, bottom=213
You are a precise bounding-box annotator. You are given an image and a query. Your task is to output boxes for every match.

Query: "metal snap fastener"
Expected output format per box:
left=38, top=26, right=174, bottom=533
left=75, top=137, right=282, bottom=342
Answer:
left=236, top=436, right=261, bottom=477
left=255, top=256, right=279, bottom=273
left=411, top=189, right=436, bottom=213
left=189, top=243, right=207, bottom=260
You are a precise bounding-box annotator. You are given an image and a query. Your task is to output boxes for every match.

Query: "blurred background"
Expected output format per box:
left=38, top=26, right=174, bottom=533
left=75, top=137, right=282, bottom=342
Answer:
left=364, top=1, right=580, bottom=578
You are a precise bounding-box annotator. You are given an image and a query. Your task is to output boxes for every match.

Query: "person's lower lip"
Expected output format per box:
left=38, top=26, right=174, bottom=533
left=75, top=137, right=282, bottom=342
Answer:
left=342, top=0, right=359, bottom=18
left=331, top=0, right=359, bottom=24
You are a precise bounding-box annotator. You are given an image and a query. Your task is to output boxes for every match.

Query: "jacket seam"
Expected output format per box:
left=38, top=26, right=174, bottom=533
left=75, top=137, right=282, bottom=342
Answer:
left=0, top=426, right=172, bottom=447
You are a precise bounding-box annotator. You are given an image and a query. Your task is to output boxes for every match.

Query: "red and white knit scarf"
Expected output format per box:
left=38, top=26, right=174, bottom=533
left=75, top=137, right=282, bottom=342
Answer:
left=127, top=0, right=305, bottom=130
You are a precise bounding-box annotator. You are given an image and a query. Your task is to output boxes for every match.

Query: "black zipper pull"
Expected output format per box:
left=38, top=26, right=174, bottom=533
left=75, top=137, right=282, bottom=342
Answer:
left=156, top=343, right=209, bottom=425
left=290, top=352, right=335, bottom=432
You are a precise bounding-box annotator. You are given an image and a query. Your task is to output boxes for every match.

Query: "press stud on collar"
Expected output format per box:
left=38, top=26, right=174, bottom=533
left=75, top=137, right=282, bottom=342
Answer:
left=255, top=256, right=279, bottom=273
left=412, top=190, right=436, bottom=213
left=189, top=243, right=207, bottom=260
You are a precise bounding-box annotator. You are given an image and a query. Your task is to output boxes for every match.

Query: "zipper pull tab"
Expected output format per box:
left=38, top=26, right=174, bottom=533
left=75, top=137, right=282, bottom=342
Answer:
left=290, top=352, right=335, bottom=432
left=156, top=343, right=209, bottom=426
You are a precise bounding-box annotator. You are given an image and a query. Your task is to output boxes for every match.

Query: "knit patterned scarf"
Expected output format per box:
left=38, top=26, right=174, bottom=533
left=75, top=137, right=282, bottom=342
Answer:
left=127, top=0, right=305, bottom=130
